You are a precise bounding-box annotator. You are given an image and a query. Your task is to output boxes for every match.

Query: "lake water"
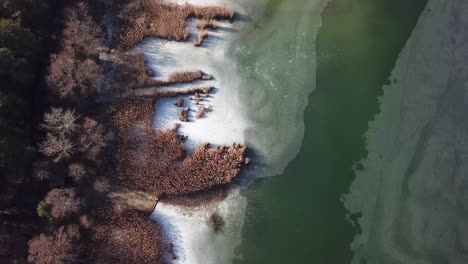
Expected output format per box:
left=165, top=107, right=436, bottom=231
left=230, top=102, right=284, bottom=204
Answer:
left=234, top=0, right=428, bottom=263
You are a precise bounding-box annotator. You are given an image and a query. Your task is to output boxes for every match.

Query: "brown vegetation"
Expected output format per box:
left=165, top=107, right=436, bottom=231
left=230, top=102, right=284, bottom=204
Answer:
left=163, top=184, right=230, bottom=207
left=113, top=98, right=246, bottom=196
left=196, top=19, right=218, bottom=30
left=39, top=108, right=106, bottom=163
left=90, top=209, right=163, bottom=264
left=43, top=188, right=81, bottom=220
left=62, top=2, right=101, bottom=59
left=78, top=117, right=106, bottom=161
left=114, top=0, right=234, bottom=49
left=107, top=52, right=162, bottom=93
left=28, top=225, right=81, bottom=264
left=167, top=70, right=204, bottom=84
left=47, top=52, right=100, bottom=98
left=178, top=108, right=189, bottom=122
left=47, top=2, right=101, bottom=99
left=19, top=1, right=243, bottom=263
left=195, top=106, right=207, bottom=118
left=194, top=30, right=208, bottom=46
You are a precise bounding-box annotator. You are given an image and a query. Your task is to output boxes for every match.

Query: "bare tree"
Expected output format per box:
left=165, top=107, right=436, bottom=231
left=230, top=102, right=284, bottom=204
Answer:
left=93, top=178, right=110, bottom=193
left=75, top=58, right=100, bottom=97
left=79, top=117, right=106, bottom=160
left=41, top=108, right=79, bottom=136
left=39, top=133, right=74, bottom=163
left=28, top=225, right=80, bottom=264
left=62, top=2, right=102, bottom=58
left=43, top=188, right=81, bottom=220
left=31, top=161, right=51, bottom=181
left=47, top=52, right=76, bottom=98
left=68, top=163, right=86, bottom=182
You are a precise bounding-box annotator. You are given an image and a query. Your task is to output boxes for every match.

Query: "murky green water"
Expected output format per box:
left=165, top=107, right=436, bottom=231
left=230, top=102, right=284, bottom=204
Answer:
left=235, top=0, right=428, bottom=263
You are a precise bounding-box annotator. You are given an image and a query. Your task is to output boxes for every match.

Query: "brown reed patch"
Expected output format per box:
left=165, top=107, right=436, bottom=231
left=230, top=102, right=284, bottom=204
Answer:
left=194, top=30, right=208, bottom=47
left=109, top=52, right=163, bottom=92
left=196, top=19, right=218, bottom=30
left=112, top=97, right=246, bottom=196
left=90, top=208, right=163, bottom=264
left=114, top=0, right=234, bottom=49
left=167, top=71, right=204, bottom=83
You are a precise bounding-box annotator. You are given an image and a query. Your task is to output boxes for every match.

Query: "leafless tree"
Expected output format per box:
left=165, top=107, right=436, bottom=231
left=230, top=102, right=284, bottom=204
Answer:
left=68, top=163, right=86, bottom=182
left=31, top=161, right=51, bottom=181
left=62, top=2, right=102, bottom=58
left=93, top=177, right=110, bottom=193
left=79, top=117, right=106, bottom=160
left=47, top=52, right=76, bottom=98
left=41, top=108, right=79, bottom=136
left=43, top=188, right=81, bottom=220
left=76, top=58, right=100, bottom=97
left=28, top=225, right=80, bottom=264
left=39, top=133, right=74, bottom=163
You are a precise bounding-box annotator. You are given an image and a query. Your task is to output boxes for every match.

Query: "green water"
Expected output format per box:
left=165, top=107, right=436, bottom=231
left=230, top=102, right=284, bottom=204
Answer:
left=236, top=0, right=428, bottom=263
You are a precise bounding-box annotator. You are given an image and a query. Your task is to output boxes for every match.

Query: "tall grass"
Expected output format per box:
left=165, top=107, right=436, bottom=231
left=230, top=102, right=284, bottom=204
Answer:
left=114, top=0, right=234, bottom=49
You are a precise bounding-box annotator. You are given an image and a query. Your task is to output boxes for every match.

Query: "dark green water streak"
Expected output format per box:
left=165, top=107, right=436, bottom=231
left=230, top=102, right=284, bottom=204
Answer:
left=236, top=0, right=427, bottom=263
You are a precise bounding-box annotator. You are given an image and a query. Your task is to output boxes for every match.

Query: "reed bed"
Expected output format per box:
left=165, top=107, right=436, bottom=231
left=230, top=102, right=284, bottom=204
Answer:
left=167, top=71, right=204, bottom=84
left=90, top=209, right=163, bottom=264
left=112, top=97, right=246, bottom=196
left=115, top=0, right=234, bottom=49
left=196, top=19, right=219, bottom=30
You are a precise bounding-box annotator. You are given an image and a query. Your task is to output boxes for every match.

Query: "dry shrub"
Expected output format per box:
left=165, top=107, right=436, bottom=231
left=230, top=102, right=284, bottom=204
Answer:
left=113, top=98, right=246, bottom=196
left=90, top=209, right=163, bottom=264
left=167, top=70, right=203, bottom=83
left=27, top=225, right=80, bottom=264
left=195, top=106, right=206, bottom=118
left=115, top=0, right=233, bottom=49
left=178, top=108, right=188, bottom=122
left=44, top=188, right=81, bottom=220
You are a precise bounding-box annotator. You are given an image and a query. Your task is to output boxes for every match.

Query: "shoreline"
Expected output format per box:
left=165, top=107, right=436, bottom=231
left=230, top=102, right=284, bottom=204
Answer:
left=137, top=1, right=252, bottom=262
left=105, top=0, right=253, bottom=262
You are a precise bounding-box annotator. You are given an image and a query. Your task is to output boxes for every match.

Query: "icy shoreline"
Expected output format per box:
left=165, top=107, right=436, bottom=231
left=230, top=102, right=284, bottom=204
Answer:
left=138, top=0, right=251, bottom=263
